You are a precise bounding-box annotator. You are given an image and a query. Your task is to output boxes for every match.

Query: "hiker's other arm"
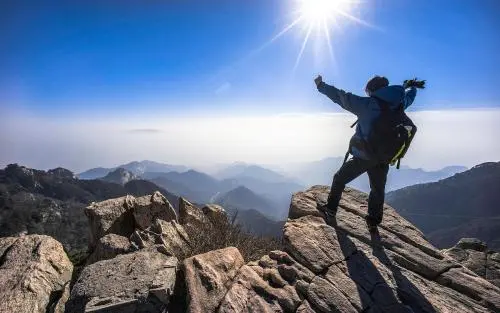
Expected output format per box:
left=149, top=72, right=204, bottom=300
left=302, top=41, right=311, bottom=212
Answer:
left=316, top=80, right=363, bottom=115
left=403, top=87, right=417, bottom=109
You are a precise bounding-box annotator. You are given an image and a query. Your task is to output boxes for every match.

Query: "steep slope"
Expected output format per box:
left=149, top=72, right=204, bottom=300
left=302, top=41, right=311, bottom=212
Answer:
left=148, top=170, right=222, bottom=203
left=214, top=186, right=279, bottom=220
left=428, top=217, right=500, bottom=250
left=229, top=208, right=285, bottom=238
left=100, top=168, right=138, bottom=185
left=386, top=162, right=500, bottom=248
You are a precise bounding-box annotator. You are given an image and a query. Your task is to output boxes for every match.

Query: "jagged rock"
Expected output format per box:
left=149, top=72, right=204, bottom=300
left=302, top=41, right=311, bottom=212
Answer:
left=179, top=197, right=206, bottom=231
left=86, top=233, right=133, bottom=264
left=202, top=204, right=227, bottom=222
left=65, top=247, right=177, bottom=313
left=85, top=195, right=135, bottom=249
left=130, top=219, right=190, bottom=258
left=183, top=186, right=500, bottom=313
left=443, top=238, right=500, bottom=288
left=85, top=192, right=177, bottom=250
left=183, top=247, right=245, bottom=313
left=133, top=191, right=177, bottom=230
left=456, top=238, right=489, bottom=252
left=488, top=253, right=500, bottom=288
left=0, top=235, right=73, bottom=313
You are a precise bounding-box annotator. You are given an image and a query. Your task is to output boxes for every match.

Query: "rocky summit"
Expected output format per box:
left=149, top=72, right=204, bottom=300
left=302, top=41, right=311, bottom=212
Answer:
left=183, top=186, right=500, bottom=313
left=1, top=186, right=499, bottom=313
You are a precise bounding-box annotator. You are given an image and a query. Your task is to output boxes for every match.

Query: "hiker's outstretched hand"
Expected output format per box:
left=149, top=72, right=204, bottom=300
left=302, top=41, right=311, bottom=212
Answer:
left=314, top=75, right=323, bottom=87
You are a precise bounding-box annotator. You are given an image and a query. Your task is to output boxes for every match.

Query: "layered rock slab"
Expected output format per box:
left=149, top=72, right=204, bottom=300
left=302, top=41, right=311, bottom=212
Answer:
left=0, top=235, right=73, bottom=313
left=65, top=247, right=177, bottom=313
left=183, top=186, right=500, bottom=313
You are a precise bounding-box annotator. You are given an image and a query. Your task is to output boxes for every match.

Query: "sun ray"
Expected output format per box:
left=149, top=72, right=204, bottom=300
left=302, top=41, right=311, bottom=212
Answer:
left=322, top=19, right=335, bottom=63
left=334, top=8, right=376, bottom=29
left=255, top=16, right=304, bottom=53
left=293, top=23, right=314, bottom=74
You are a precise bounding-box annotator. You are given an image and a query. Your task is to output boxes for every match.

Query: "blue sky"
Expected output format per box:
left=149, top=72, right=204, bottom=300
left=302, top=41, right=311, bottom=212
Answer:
left=1, top=0, right=499, bottom=117
left=1, top=1, right=499, bottom=171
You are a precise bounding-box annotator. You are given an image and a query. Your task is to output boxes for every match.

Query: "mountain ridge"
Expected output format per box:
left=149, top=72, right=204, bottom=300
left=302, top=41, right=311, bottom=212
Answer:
left=386, top=161, right=500, bottom=249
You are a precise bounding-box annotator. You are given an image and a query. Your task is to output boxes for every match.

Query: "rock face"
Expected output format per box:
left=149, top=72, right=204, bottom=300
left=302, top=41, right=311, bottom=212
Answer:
left=183, top=247, right=245, bottom=313
left=65, top=247, right=177, bottom=313
left=133, top=191, right=177, bottom=230
left=85, top=195, right=136, bottom=249
left=443, top=238, right=500, bottom=288
left=0, top=235, right=73, bottom=313
left=130, top=219, right=191, bottom=258
left=86, top=233, right=133, bottom=264
left=202, top=204, right=227, bottom=223
left=85, top=192, right=177, bottom=249
left=184, top=186, right=500, bottom=313
left=179, top=197, right=207, bottom=232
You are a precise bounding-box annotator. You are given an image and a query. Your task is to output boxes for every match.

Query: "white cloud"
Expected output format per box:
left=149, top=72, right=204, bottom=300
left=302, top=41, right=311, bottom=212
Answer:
left=1, top=109, right=499, bottom=172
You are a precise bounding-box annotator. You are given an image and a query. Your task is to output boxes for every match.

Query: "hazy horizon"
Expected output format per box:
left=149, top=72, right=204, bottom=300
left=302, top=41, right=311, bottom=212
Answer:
left=2, top=108, right=499, bottom=173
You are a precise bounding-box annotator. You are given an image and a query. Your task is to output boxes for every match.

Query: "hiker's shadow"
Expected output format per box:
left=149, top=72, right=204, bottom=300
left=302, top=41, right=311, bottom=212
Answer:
left=335, top=228, right=437, bottom=313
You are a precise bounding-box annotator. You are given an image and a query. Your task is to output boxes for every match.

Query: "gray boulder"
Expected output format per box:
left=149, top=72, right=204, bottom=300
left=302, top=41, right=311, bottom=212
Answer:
left=0, top=235, right=73, bottom=313
left=85, top=195, right=135, bottom=249
left=179, top=197, right=207, bottom=232
left=130, top=219, right=191, bottom=259
left=183, top=247, right=245, bottom=313
left=65, top=247, right=177, bottom=313
left=85, top=192, right=177, bottom=250
left=133, top=191, right=177, bottom=230
left=86, top=233, right=133, bottom=264
left=443, top=238, right=500, bottom=288
left=202, top=204, right=227, bottom=223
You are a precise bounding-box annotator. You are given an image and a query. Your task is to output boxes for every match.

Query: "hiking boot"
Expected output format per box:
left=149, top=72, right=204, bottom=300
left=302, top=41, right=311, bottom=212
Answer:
left=318, top=204, right=337, bottom=227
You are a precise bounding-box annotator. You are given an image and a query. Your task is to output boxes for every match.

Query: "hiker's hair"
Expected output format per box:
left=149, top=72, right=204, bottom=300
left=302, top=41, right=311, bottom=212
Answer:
left=365, top=76, right=389, bottom=93
left=403, top=78, right=426, bottom=89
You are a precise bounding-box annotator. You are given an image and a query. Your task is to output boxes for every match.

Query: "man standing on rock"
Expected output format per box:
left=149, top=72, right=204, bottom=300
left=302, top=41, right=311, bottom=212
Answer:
left=314, top=75, right=425, bottom=231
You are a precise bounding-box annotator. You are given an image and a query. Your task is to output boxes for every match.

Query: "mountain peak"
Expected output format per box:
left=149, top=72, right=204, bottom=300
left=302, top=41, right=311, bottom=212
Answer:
left=101, top=168, right=138, bottom=185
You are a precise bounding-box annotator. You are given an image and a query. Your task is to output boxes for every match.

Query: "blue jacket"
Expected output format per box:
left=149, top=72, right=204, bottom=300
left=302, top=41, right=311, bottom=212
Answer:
left=317, top=82, right=417, bottom=160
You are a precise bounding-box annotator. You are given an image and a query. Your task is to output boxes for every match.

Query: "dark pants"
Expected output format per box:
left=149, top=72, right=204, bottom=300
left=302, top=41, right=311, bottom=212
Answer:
left=327, top=157, right=389, bottom=225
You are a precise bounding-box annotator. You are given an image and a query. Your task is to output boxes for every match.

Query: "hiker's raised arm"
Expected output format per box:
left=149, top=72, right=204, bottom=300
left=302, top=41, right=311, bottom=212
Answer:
left=315, top=78, right=364, bottom=115
left=403, top=86, right=417, bottom=110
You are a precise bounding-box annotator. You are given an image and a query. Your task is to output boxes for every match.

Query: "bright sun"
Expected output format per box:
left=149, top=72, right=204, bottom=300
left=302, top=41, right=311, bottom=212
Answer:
left=249, top=0, right=371, bottom=74
left=298, top=0, right=353, bottom=27
left=258, top=0, right=370, bottom=73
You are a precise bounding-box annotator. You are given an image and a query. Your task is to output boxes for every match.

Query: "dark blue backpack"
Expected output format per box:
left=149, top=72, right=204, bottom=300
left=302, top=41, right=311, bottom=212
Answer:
left=345, top=97, right=417, bottom=168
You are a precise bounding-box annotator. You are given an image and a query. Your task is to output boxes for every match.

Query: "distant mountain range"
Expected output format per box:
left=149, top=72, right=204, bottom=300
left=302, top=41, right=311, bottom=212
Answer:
left=386, top=162, right=500, bottom=250
left=0, top=163, right=287, bottom=253
left=80, top=161, right=305, bottom=220
left=78, top=160, right=188, bottom=180
left=281, top=157, right=468, bottom=192
left=76, top=159, right=470, bottom=221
